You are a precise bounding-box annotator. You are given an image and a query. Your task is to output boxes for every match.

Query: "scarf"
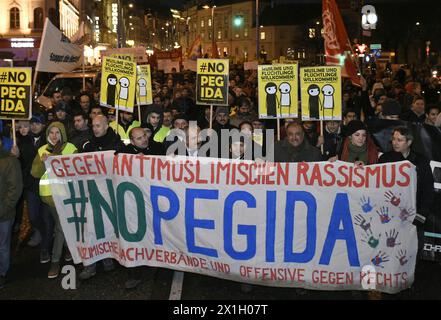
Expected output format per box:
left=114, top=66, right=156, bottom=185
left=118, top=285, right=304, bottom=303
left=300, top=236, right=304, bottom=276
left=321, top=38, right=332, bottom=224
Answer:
left=347, top=142, right=367, bottom=164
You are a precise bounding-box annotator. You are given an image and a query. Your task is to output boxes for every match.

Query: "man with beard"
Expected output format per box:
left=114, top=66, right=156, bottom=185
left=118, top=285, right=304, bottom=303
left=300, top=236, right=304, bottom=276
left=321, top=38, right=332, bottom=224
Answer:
left=70, top=111, right=92, bottom=152
left=229, top=97, right=256, bottom=128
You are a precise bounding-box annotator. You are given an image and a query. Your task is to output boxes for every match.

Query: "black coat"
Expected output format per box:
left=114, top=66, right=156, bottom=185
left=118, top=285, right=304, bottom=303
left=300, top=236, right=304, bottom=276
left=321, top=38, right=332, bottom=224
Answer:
left=378, top=150, right=434, bottom=218
left=120, top=141, right=165, bottom=156
left=70, top=128, right=92, bottom=152
left=82, top=128, right=125, bottom=152
left=17, top=131, right=46, bottom=192
left=274, top=139, right=323, bottom=163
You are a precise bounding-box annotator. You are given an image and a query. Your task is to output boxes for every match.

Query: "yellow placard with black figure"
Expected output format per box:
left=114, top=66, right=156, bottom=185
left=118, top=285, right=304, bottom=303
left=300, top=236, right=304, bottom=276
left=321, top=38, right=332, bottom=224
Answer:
left=136, top=65, right=153, bottom=106
left=196, top=58, right=229, bottom=106
left=258, top=64, right=298, bottom=119
left=300, top=66, right=342, bottom=121
left=0, top=67, right=32, bottom=120
left=100, top=56, right=136, bottom=113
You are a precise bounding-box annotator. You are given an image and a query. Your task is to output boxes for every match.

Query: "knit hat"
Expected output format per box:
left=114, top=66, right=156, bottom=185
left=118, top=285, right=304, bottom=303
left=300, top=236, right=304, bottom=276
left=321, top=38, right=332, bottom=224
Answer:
left=30, top=114, right=46, bottom=124
left=346, top=120, right=367, bottom=137
left=215, top=106, right=229, bottom=116
left=54, top=101, right=67, bottom=112
left=381, top=99, right=402, bottom=116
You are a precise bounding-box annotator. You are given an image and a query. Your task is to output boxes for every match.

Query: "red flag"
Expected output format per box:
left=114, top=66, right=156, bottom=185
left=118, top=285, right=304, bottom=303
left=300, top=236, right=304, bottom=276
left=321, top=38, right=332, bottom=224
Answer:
left=322, top=0, right=361, bottom=86
left=187, top=36, right=202, bottom=60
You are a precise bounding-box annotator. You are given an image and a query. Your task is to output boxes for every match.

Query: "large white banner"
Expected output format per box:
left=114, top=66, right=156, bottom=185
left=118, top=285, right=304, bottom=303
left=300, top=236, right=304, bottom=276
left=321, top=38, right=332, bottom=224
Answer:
left=46, top=152, right=418, bottom=293
left=35, top=18, right=83, bottom=73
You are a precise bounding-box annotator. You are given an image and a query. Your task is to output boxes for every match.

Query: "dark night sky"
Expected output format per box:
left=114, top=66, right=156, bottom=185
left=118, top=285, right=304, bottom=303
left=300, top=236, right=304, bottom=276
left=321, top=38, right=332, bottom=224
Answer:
left=131, top=0, right=431, bottom=10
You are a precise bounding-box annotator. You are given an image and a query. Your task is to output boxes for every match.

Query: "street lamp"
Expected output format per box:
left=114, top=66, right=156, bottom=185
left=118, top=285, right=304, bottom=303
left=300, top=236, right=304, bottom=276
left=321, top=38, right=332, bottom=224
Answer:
left=361, top=5, right=377, bottom=30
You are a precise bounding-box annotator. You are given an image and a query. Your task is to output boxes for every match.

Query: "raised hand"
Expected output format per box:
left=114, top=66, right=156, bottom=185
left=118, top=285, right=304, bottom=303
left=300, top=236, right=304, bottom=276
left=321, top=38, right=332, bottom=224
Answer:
left=354, top=214, right=372, bottom=233
left=385, top=229, right=401, bottom=248
left=376, top=207, right=393, bottom=224
left=371, top=251, right=389, bottom=268
left=359, top=196, right=374, bottom=213
left=384, top=191, right=401, bottom=207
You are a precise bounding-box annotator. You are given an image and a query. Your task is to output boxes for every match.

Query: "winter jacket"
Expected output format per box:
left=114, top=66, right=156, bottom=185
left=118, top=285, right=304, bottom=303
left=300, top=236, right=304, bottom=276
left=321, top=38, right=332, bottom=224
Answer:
left=82, top=127, right=125, bottom=152
left=339, top=135, right=379, bottom=165
left=378, top=150, right=434, bottom=218
left=274, top=139, right=323, bottom=163
left=0, top=148, right=23, bottom=222
left=30, top=122, right=77, bottom=207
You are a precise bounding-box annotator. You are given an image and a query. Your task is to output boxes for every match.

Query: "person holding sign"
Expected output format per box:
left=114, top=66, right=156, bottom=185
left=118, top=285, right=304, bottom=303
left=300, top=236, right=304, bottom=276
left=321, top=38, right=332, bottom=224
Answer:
left=379, top=126, right=434, bottom=226
left=274, top=122, right=322, bottom=163
left=336, top=120, right=379, bottom=165
left=30, top=122, right=77, bottom=279
left=109, top=111, right=141, bottom=144
left=79, top=115, right=124, bottom=280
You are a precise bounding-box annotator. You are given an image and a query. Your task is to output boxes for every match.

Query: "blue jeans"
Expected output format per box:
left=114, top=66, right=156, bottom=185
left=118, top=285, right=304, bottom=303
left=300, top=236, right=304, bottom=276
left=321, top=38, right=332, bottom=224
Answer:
left=27, top=190, right=54, bottom=251
left=0, top=219, right=13, bottom=276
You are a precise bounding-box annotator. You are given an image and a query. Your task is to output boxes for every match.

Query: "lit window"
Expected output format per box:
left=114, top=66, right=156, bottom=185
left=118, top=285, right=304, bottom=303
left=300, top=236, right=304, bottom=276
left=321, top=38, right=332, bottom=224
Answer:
left=10, top=7, right=20, bottom=29
left=244, top=28, right=248, bottom=37
left=208, top=18, right=212, bottom=27
left=260, top=32, right=265, bottom=40
left=201, top=20, right=204, bottom=27
left=34, top=7, right=44, bottom=29
left=218, top=31, right=222, bottom=39
left=309, top=28, right=316, bottom=38
left=235, top=33, right=239, bottom=38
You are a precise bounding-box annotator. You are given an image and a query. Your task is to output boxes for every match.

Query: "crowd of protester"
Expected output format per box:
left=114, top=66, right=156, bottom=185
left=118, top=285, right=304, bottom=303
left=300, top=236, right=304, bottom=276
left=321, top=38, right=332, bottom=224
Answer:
left=0, top=61, right=440, bottom=297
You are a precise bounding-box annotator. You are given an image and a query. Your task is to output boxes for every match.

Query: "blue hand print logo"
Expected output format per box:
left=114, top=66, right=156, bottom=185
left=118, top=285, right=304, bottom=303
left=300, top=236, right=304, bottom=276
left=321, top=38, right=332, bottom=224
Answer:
left=371, top=251, right=389, bottom=268
left=359, top=196, right=374, bottom=213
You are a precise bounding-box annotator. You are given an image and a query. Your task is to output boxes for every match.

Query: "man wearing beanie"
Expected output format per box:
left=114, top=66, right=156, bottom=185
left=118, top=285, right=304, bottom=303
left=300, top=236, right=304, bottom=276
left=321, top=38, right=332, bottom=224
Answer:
left=365, top=99, right=407, bottom=153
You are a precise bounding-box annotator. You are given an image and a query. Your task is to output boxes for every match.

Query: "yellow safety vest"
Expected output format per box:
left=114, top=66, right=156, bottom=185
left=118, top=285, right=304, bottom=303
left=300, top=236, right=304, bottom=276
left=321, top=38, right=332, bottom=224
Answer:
left=38, top=143, right=77, bottom=197
left=153, top=126, right=171, bottom=143
left=109, top=120, right=141, bottom=141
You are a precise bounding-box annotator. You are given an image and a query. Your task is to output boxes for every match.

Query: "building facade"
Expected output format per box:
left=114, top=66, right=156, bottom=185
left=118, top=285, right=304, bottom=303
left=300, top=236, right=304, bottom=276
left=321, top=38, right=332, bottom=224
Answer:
left=0, top=0, right=55, bottom=65
left=0, top=0, right=82, bottom=66
left=180, top=1, right=324, bottom=63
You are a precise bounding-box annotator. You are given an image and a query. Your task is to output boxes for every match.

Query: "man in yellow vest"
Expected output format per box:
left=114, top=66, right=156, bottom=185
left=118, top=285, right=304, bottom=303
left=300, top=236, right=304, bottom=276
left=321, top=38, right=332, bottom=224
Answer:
left=31, top=122, right=77, bottom=279
left=109, top=111, right=140, bottom=145
left=142, top=108, right=170, bottom=143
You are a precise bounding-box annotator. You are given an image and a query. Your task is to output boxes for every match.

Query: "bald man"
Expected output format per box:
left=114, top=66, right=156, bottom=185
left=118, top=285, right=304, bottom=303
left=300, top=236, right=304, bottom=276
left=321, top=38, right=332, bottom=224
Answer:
left=79, top=115, right=125, bottom=281
left=82, top=114, right=125, bottom=152
left=120, top=127, right=165, bottom=155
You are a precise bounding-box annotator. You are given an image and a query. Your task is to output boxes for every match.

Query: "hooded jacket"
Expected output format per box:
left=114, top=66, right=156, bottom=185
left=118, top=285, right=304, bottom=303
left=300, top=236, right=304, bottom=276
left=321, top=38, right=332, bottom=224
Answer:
left=30, top=122, right=77, bottom=205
